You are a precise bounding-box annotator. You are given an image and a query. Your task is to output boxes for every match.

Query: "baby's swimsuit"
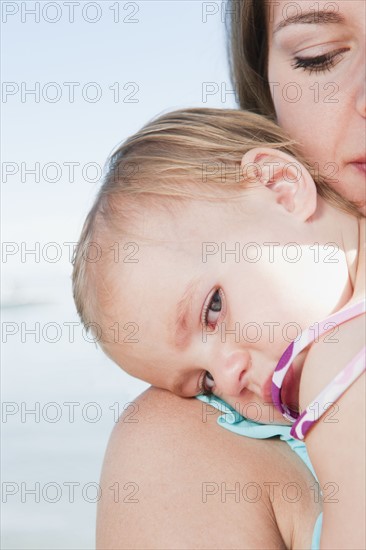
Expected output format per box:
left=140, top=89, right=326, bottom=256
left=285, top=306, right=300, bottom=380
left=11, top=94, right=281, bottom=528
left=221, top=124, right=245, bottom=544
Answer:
left=196, top=298, right=366, bottom=549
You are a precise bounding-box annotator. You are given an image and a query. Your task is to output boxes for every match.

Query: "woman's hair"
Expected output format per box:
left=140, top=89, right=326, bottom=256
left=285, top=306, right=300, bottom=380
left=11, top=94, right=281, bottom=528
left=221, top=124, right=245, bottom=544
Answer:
left=227, top=0, right=275, bottom=115
left=72, top=108, right=359, bottom=343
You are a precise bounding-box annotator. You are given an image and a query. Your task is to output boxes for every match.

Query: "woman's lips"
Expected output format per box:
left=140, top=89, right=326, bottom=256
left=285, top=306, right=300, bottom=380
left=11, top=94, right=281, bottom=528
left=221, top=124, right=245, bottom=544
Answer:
left=350, top=162, right=366, bottom=175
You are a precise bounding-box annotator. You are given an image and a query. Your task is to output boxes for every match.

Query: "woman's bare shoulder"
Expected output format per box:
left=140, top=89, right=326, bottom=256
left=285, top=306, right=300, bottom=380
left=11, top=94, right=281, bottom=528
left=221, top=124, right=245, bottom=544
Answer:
left=300, top=314, right=365, bottom=548
left=96, top=386, right=319, bottom=549
left=300, top=312, right=365, bottom=409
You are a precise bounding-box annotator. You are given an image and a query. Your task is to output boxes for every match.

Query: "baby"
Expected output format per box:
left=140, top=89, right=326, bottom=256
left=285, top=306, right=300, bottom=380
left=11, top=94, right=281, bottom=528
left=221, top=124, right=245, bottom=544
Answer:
left=72, top=108, right=365, bottom=545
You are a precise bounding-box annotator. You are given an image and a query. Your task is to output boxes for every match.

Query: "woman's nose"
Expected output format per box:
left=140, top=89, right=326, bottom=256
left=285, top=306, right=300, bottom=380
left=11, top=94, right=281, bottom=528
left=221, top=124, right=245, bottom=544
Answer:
left=209, top=349, right=252, bottom=397
left=355, top=55, right=366, bottom=118
left=356, top=80, right=366, bottom=119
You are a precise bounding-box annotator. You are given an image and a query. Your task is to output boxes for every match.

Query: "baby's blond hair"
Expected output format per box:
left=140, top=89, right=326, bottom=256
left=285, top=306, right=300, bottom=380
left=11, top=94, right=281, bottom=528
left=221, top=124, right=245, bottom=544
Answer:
left=72, top=108, right=360, bottom=344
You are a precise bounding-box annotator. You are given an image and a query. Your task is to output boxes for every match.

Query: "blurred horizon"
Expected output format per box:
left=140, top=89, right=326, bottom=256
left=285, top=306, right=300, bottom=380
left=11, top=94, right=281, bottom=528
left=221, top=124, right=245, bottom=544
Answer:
left=1, top=1, right=236, bottom=548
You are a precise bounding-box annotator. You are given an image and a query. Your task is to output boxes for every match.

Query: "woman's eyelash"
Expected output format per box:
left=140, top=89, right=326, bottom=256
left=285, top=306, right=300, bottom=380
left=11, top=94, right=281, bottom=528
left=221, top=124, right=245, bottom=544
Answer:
left=292, top=50, right=346, bottom=74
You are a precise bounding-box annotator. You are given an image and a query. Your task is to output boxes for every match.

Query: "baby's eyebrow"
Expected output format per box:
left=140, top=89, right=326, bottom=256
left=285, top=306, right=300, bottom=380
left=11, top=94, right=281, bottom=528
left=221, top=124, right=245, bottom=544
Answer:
left=174, top=275, right=203, bottom=350
left=274, top=10, right=345, bottom=34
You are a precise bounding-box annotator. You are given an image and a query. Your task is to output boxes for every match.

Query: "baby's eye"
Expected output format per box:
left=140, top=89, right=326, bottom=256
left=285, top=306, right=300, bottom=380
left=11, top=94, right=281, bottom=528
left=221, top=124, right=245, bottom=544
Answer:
left=200, top=371, right=215, bottom=396
left=202, top=288, right=223, bottom=329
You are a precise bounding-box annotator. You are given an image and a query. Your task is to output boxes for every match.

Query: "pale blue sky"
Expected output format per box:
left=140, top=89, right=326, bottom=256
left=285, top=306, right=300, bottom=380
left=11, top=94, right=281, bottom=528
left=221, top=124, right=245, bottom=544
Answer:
left=2, top=1, right=236, bottom=284
left=1, top=3, right=238, bottom=547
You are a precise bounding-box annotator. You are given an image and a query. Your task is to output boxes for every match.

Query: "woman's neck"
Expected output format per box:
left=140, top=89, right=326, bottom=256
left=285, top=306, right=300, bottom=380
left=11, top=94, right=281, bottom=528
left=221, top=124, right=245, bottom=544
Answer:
left=351, top=217, right=365, bottom=302
left=314, top=196, right=364, bottom=304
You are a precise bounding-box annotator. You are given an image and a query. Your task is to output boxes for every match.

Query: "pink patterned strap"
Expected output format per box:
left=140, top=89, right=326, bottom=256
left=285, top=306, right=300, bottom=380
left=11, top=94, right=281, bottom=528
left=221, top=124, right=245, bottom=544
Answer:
left=272, top=299, right=366, bottom=422
left=290, top=346, right=366, bottom=440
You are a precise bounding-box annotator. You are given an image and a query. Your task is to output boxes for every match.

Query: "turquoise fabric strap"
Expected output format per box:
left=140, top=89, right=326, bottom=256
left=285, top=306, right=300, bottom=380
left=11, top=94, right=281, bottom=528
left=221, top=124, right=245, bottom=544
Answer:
left=311, top=513, right=323, bottom=550
left=196, top=394, right=322, bottom=548
left=195, top=394, right=317, bottom=480
left=195, top=395, right=322, bottom=548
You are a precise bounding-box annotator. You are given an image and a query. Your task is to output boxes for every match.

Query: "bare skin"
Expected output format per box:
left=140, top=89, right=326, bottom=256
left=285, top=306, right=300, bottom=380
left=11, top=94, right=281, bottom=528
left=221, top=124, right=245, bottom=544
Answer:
left=268, top=0, right=366, bottom=212
left=96, top=1, right=365, bottom=547
left=96, top=388, right=321, bottom=549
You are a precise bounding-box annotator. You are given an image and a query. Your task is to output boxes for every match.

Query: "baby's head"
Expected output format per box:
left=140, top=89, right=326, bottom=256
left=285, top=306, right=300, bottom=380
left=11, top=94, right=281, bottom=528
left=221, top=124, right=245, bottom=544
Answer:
left=72, top=108, right=359, bottom=410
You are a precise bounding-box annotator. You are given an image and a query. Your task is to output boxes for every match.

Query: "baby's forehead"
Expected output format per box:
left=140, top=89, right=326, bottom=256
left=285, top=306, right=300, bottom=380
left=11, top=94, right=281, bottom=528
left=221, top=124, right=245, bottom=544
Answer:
left=105, top=202, right=240, bottom=293
left=100, top=262, right=184, bottom=350
left=134, top=197, right=239, bottom=238
left=109, top=240, right=198, bottom=292
left=97, top=195, right=239, bottom=307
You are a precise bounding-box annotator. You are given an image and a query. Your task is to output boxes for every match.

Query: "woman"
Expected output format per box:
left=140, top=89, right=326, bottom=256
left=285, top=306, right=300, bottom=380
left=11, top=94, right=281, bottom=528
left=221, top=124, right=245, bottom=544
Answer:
left=96, top=1, right=365, bottom=547
left=230, top=0, right=365, bottom=213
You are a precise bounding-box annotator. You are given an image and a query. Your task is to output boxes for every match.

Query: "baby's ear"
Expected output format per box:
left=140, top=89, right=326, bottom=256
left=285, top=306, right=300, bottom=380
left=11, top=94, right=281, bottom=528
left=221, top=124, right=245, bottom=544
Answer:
left=240, top=147, right=317, bottom=221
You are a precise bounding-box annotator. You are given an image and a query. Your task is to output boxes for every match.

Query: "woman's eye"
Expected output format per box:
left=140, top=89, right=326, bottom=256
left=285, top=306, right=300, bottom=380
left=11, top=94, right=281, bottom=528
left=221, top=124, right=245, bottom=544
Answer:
left=292, top=49, right=347, bottom=75
left=202, top=288, right=223, bottom=329
left=200, top=371, right=215, bottom=397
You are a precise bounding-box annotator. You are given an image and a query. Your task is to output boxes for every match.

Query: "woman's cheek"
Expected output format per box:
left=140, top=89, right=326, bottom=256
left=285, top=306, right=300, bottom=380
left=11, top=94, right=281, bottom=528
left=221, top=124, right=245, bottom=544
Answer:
left=274, top=98, right=331, bottom=159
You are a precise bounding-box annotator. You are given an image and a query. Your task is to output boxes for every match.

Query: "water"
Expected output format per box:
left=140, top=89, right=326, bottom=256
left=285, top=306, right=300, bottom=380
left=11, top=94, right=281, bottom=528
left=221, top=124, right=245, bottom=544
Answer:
left=1, top=291, right=149, bottom=549
left=1, top=3, right=232, bottom=546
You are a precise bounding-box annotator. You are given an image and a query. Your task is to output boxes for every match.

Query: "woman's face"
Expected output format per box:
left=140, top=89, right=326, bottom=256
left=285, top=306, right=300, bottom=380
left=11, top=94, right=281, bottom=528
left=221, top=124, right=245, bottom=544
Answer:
left=267, top=0, right=366, bottom=213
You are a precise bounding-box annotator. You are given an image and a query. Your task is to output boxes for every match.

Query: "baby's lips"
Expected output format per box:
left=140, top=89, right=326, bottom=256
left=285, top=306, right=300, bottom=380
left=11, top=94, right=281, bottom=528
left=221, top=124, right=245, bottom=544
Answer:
left=280, top=363, right=300, bottom=414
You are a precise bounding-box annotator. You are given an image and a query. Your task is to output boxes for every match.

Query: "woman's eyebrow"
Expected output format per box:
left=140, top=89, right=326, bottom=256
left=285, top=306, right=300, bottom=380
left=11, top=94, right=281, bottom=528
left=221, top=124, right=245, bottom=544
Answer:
left=174, top=275, right=203, bottom=350
left=274, top=10, right=345, bottom=34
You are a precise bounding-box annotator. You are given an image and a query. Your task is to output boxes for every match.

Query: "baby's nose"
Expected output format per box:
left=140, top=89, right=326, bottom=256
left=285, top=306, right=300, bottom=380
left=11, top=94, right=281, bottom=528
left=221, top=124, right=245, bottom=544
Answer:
left=210, top=349, right=252, bottom=397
